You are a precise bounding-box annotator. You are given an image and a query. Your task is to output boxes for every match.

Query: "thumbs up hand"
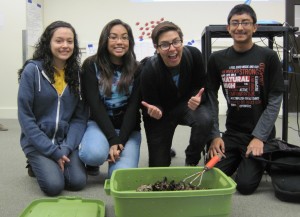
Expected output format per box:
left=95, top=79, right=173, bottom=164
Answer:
left=141, top=101, right=163, bottom=120
left=188, top=88, right=204, bottom=111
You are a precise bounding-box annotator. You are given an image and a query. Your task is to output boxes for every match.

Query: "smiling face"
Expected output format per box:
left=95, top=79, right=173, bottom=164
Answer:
left=50, top=27, right=74, bottom=68
left=156, top=30, right=183, bottom=68
left=227, top=13, right=257, bottom=49
left=107, top=24, right=129, bottom=64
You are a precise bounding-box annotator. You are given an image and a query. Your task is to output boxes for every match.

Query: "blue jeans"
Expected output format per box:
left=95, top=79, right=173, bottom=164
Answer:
left=27, top=149, right=87, bottom=196
left=79, top=120, right=141, bottom=177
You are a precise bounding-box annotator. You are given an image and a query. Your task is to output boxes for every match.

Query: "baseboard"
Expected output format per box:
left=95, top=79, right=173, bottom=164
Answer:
left=0, top=108, right=18, bottom=119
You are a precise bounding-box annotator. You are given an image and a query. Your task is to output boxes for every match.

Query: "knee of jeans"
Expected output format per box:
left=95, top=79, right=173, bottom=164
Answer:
left=83, top=154, right=107, bottom=166
left=41, top=180, right=64, bottom=196
left=67, top=176, right=87, bottom=191
left=79, top=148, right=108, bottom=166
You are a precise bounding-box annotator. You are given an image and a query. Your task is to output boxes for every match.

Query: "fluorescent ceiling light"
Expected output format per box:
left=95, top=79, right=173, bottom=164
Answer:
left=131, top=0, right=283, bottom=2
left=148, top=0, right=275, bottom=2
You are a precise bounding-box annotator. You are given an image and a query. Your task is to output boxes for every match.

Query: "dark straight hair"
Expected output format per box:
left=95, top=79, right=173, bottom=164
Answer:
left=227, top=4, right=257, bottom=24
left=151, top=21, right=183, bottom=46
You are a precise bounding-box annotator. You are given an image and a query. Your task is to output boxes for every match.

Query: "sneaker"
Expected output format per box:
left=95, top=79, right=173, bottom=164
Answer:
left=0, top=124, right=8, bottom=131
left=170, top=148, right=176, bottom=158
left=26, top=161, right=35, bottom=177
left=86, top=165, right=100, bottom=176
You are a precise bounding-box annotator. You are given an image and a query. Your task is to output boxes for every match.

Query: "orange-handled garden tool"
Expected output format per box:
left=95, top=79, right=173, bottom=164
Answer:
left=182, top=154, right=221, bottom=187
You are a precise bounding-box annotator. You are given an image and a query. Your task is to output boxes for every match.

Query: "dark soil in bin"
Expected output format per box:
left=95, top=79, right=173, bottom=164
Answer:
left=136, top=177, right=208, bottom=192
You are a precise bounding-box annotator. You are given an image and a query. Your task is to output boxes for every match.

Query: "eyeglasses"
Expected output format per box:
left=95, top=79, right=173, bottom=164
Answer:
left=230, top=21, right=253, bottom=28
left=157, top=39, right=182, bottom=51
left=108, top=34, right=129, bottom=42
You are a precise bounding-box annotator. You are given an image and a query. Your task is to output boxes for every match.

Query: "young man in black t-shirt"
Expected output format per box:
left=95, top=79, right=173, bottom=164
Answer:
left=207, top=4, right=284, bottom=195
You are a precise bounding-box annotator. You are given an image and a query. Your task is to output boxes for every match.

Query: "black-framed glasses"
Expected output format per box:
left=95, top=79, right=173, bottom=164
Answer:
left=108, top=34, right=129, bottom=42
left=157, top=39, right=182, bottom=51
left=230, top=21, right=253, bottom=28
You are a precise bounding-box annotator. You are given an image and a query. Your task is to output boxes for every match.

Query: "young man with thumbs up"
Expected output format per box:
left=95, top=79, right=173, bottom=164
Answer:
left=140, top=21, right=213, bottom=167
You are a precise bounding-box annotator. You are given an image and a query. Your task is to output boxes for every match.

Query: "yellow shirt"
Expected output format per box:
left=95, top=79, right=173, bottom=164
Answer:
left=54, top=67, right=67, bottom=95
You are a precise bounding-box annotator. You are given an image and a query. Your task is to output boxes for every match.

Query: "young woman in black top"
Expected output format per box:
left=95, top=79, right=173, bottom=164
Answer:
left=79, top=19, right=141, bottom=178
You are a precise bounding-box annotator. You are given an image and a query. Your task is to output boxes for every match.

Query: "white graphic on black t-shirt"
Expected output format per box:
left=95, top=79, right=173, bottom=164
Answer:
left=221, top=63, right=264, bottom=108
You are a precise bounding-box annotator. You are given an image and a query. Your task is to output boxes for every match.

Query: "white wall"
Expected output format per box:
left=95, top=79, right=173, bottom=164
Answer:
left=0, top=0, right=26, bottom=119
left=0, top=0, right=285, bottom=119
left=43, top=0, right=284, bottom=56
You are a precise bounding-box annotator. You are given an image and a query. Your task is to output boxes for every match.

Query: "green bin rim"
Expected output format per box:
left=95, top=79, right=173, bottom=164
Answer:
left=19, top=196, right=105, bottom=217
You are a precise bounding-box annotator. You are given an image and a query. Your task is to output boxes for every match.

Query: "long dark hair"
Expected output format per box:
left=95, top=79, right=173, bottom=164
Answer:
left=88, top=19, right=138, bottom=96
left=18, top=21, right=81, bottom=96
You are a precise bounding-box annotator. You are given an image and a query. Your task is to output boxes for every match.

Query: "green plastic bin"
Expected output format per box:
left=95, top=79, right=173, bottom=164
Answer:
left=19, top=196, right=105, bottom=217
left=105, top=167, right=236, bottom=217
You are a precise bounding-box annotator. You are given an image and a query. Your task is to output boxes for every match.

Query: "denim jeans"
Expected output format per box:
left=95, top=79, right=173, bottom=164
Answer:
left=143, top=102, right=213, bottom=167
left=27, top=149, right=87, bottom=196
left=79, top=120, right=141, bottom=177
